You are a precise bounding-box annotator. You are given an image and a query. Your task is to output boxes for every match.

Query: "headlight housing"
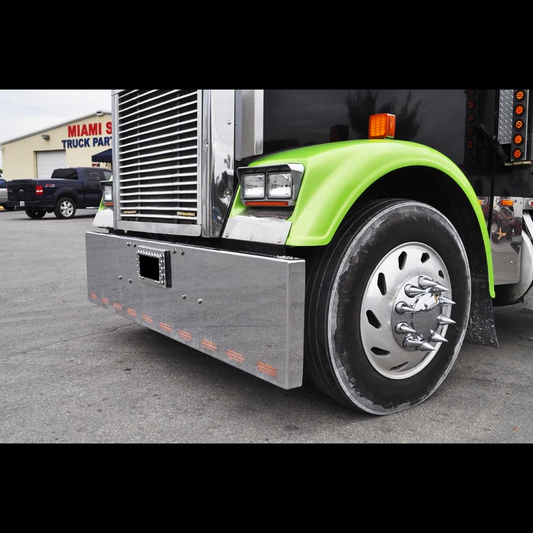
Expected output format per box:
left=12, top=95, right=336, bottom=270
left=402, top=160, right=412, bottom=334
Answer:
left=237, top=164, right=304, bottom=206
left=101, top=180, right=113, bottom=207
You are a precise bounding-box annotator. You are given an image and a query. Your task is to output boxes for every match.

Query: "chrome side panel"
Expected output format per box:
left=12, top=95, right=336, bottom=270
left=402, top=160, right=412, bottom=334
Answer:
left=201, top=90, right=235, bottom=237
left=86, top=231, right=305, bottom=389
left=235, top=90, right=264, bottom=160
left=491, top=196, right=524, bottom=285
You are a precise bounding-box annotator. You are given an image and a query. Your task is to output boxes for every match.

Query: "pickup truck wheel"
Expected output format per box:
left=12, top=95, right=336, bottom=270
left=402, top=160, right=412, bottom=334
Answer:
left=55, top=197, right=76, bottom=219
left=25, top=209, right=46, bottom=219
left=305, top=199, right=471, bottom=415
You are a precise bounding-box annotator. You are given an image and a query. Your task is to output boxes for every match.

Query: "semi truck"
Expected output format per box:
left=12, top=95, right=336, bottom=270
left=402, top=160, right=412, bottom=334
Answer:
left=86, top=89, right=533, bottom=415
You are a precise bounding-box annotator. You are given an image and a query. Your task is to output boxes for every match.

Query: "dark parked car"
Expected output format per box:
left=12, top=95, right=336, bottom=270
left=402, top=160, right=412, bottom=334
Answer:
left=0, top=178, right=14, bottom=210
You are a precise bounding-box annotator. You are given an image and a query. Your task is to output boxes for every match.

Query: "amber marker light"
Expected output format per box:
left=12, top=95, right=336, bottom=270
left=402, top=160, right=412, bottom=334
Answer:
left=500, top=199, right=514, bottom=206
left=515, top=104, right=525, bottom=115
left=514, top=134, right=524, bottom=145
left=515, top=90, right=525, bottom=101
left=369, top=113, right=396, bottom=139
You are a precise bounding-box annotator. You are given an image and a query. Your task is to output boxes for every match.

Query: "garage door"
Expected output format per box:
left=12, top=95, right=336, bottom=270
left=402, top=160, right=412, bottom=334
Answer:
left=37, top=151, right=66, bottom=179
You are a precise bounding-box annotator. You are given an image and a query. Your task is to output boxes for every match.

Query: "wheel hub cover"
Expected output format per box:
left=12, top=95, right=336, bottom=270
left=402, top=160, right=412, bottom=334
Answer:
left=360, top=242, right=455, bottom=380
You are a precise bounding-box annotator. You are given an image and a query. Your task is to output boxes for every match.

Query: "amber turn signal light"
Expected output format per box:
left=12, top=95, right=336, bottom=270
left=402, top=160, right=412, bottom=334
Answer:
left=369, top=113, right=396, bottom=139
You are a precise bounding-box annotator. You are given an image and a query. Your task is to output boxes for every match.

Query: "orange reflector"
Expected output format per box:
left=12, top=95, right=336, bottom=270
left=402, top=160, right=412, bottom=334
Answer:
left=369, top=113, right=396, bottom=139
left=257, top=361, right=278, bottom=377
left=178, top=330, right=193, bottom=341
left=226, top=349, right=245, bottom=363
left=244, top=201, right=289, bottom=207
left=501, top=199, right=514, bottom=206
left=201, top=339, right=217, bottom=351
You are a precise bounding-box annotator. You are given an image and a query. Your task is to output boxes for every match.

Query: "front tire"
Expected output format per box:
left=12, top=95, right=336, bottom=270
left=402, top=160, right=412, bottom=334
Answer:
left=55, top=197, right=76, bottom=219
left=305, top=199, right=471, bottom=415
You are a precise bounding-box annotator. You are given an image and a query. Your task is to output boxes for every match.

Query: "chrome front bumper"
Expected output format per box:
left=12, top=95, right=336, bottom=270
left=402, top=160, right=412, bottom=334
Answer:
left=86, top=231, right=305, bottom=389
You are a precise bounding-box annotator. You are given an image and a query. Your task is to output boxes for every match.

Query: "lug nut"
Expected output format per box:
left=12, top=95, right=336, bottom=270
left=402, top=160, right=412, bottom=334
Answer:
left=405, top=284, right=425, bottom=297
left=438, top=296, right=456, bottom=306
left=396, top=302, right=416, bottom=314
left=429, top=329, right=448, bottom=343
left=396, top=322, right=417, bottom=334
left=437, top=314, right=456, bottom=325
left=403, top=335, right=434, bottom=351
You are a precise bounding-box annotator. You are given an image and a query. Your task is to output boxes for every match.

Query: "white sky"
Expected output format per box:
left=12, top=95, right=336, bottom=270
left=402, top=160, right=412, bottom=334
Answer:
left=0, top=89, right=112, bottom=169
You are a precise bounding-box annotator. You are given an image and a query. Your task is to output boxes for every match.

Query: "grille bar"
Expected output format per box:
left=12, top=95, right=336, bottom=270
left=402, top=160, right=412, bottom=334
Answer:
left=115, top=89, right=201, bottom=232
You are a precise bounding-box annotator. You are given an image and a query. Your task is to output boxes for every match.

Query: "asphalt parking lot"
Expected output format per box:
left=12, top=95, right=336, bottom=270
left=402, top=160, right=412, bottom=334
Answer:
left=1, top=207, right=533, bottom=443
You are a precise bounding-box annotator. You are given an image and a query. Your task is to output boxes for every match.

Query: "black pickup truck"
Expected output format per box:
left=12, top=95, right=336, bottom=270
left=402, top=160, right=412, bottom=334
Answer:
left=7, top=167, right=112, bottom=219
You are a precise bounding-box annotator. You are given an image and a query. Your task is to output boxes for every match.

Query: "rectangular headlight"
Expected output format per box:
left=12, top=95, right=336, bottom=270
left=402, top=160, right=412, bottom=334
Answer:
left=237, top=164, right=304, bottom=207
left=267, top=172, right=292, bottom=199
left=101, top=182, right=113, bottom=206
left=242, top=173, right=265, bottom=199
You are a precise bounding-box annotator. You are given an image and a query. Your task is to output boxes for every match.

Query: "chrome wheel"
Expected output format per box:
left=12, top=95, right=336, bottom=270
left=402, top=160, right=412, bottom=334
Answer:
left=55, top=197, right=76, bottom=219
left=60, top=200, right=74, bottom=217
left=361, top=242, right=454, bottom=380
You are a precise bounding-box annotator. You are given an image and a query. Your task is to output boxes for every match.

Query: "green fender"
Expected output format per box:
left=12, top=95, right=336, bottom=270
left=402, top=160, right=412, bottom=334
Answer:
left=240, top=139, right=494, bottom=294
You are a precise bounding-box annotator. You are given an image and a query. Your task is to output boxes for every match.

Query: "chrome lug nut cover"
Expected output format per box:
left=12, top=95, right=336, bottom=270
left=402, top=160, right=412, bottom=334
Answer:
left=361, top=242, right=456, bottom=380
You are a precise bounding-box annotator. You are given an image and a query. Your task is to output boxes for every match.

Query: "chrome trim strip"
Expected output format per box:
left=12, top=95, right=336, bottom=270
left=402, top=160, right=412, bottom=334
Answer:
left=201, top=90, right=235, bottom=238
left=235, top=90, right=264, bottom=160
left=223, top=215, right=292, bottom=244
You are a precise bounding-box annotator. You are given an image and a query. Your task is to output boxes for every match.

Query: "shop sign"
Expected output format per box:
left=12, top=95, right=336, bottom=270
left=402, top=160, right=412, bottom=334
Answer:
left=61, top=121, right=113, bottom=149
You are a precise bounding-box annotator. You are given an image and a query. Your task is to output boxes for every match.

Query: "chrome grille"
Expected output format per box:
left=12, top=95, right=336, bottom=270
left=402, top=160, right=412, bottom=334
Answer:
left=115, top=89, right=201, bottom=231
